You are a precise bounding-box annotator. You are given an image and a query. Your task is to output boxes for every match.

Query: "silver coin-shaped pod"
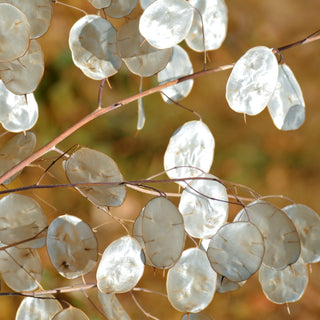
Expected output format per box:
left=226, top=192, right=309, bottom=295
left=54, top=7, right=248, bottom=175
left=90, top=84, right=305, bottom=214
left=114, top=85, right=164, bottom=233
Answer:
left=226, top=46, right=278, bottom=115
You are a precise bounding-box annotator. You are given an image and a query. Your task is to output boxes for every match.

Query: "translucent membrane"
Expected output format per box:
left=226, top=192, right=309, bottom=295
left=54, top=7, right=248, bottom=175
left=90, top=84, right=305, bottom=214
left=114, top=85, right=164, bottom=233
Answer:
left=139, top=0, right=193, bottom=49
left=0, top=245, right=42, bottom=292
left=142, top=197, right=185, bottom=268
left=216, top=274, right=246, bottom=293
left=267, top=63, right=305, bottom=130
left=167, top=248, right=217, bottom=313
left=0, top=3, right=30, bottom=62
left=52, top=306, right=89, bottom=320
left=0, top=81, right=39, bottom=133
left=132, top=208, right=155, bottom=266
left=235, top=200, right=301, bottom=269
left=98, top=291, right=131, bottom=320
left=96, top=236, right=145, bottom=293
left=64, top=147, right=126, bottom=207
left=207, top=222, right=264, bottom=282
left=117, top=19, right=172, bottom=77
left=88, top=0, right=112, bottom=9
left=69, top=15, right=121, bottom=80
left=226, top=46, right=278, bottom=115
left=15, top=296, right=63, bottom=320
left=164, top=120, right=215, bottom=186
left=0, top=0, right=52, bottom=38
left=140, top=0, right=155, bottom=10
left=0, top=40, right=44, bottom=94
left=178, top=173, right=228, bottom=238
left=0, top=193, right=47, bottom=249
left=157, top=45, right=193, bottom=102
left=0, top=131, right=36, bottom=184
left=282, top=204, right=320, bottom=263
left=104, top=0, right=138, bottom=18
left=186, top=0, right=228, bottom=52
left=259, top=257, right=308, bottom=304
left=46, top=215, right=98, bottom=279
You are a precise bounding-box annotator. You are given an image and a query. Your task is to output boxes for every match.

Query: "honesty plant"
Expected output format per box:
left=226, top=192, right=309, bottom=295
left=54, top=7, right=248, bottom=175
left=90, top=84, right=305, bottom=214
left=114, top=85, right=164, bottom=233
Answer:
left=0, top=0, right=319, bottom=319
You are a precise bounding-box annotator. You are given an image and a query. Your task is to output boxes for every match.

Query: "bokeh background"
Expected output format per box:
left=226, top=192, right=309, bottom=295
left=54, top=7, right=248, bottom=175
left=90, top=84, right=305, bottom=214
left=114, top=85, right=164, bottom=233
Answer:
left=1, top=0, right=320, bottom=319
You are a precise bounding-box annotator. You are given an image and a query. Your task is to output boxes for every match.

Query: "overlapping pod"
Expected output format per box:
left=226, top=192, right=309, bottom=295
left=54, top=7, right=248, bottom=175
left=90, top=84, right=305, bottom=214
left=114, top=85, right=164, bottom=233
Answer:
left=141, top=197, right=185, bottom=268
left=259, top=257, right=308, bottom=304
left=98, top=291, right=131, bottom=320
left=207, top=221, right=265, bottom=282
left=0, top=132, right=36, bottom=184
left=64, top=147, right=126, bottom=207
left=0, top=245, right=42, bottom=292
left=88, top=0, right=112, bottom=9
left=103, top=0, right=138, bottom=18
left=139, top=0, right=194, bottom=49
left=0, top=3, right=30, bottom=62
left=96, top=236, right=145, bottom=294
left=0, top=80, right=38, bottom=132
left=235, top=200, right=301, bottom=269
left=282, top=204, right=320, bottom=263
left=186, top=0, right=228, bottom=52
left=52, top=306, right=89, bottom=320
left=117, top=19, right=172, bottom=77
left=167, top=248, right=217, bottom=313
left=0, top=0, right=52, bottom=39
left=268, top=63, right=305, bottom=130
left=68, top=15, right=121, bottom=80
left=164, top=120, right=215, bottom=185
left=0, top=40, right=44, bottom=95
left=215, top=274, right=246, bottom=293
left=178, top=173, right=228, bottom=239
left=46, top=215, right=98, bottom=279
left=0, top=194, right=47, bottom=248
left=157, top=45, right=193, bottom=103
left=226, top=46, right=279, bottom=115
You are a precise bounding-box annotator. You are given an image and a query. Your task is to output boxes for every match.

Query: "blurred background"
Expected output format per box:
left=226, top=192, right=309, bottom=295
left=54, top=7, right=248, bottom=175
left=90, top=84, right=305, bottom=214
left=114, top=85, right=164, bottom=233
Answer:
left=1, top=0, right=320, bottom=319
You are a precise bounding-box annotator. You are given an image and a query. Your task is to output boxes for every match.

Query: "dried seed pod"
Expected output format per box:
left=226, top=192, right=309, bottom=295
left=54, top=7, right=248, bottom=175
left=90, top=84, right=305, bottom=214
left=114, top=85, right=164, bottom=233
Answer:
left=46, top=214, right=98, bottom=279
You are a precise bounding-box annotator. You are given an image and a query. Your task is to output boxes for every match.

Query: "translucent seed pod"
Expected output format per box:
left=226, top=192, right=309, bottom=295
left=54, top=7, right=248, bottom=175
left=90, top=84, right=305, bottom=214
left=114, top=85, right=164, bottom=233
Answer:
left=15, top=296, right=63, bottom=320
left=88, top=0, right=112, bottom=9
left=259, top=256, right=308, bottom=304
left=0, top=0, right=52, bottom=39
left=69, top=15, right=121, bottom=80
left=104, top=0, right=138, bottom=18
left=215, top=274, right=246, bottom=293
left=0, top=40, right=44, bottom=94
left=0, top=131, right=36, bottom=185
left=142, top=197, right=185, bottom=269
left=226, top=46, right=279, bottom=115
left=98, top=291, right=132, bottom=320
left=0, top=245, right=42, bottom=292
left=164, top=120, right=215, bottom=186
left=178, top=173, right=228, bottom=239
left=167, top=248, right=217, bottom=313
left=64, top=147, right=126, bottom=207
left=46, top=215, right=98, bottom=279
left=185, top=0, right=228, bottom=52
left=0, top=193, right=47, bottom=249
left=157, top=45, right=193, bottom=103
left=235, top=200, right=301, bottom=269
left=132, top=208, right=155, bottom=267
left=0, top=3, right=30, bottom=62
left=207, top=221, right=265, bottom=282
left=0, top=81, right=38, bottom=133
left=52, top=306, right=89, bottom=320
left=96, top=236, right=145, bottom=293
left=267, top=63, right=305, bottom=130
left=139, top=0, right=194, bottom=49
left=282, top=203, right=320, bottom=263
left=117, top=19, right=172, bottom=77
left=140, top=0, right=156, bottom=10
